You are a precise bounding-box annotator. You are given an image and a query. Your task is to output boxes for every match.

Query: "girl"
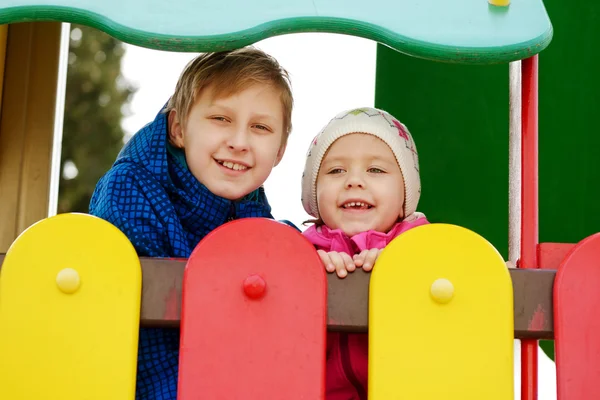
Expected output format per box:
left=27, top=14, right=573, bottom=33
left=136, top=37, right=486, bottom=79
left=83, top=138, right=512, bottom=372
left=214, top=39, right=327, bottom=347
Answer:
left=300, top=107, right=428, bottom=399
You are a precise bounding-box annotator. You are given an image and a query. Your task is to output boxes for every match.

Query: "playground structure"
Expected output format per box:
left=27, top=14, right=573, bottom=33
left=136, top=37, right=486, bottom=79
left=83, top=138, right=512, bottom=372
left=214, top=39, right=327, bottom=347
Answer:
left=0, top=0, right=598, bottom=399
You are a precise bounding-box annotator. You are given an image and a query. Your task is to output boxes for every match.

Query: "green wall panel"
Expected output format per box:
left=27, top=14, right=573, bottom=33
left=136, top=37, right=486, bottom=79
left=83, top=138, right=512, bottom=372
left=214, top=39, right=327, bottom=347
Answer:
left=375, top=0, right=600, bottom=361
left=375, top=47, right=509, bottom=258
left=537, top=0, right=600, bottom=245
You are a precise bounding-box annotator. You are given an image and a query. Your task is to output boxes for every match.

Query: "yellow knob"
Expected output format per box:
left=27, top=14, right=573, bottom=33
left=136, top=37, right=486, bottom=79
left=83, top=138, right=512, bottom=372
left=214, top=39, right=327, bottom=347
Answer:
left=56, top=268, right=81, bottom=294
left=430, top=278, right=454, bottom=304
left=489, top=0, right=510, bottom=6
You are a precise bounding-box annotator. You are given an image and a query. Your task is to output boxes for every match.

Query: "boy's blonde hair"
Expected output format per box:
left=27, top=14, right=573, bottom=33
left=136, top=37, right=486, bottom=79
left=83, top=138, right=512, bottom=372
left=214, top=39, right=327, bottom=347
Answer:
left=165, top=47, right=293, bottom=146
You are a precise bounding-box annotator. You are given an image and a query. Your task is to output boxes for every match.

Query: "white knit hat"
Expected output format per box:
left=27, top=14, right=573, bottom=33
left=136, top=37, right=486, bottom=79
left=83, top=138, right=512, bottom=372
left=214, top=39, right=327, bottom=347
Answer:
left=301, top=107, right=421, bottom=220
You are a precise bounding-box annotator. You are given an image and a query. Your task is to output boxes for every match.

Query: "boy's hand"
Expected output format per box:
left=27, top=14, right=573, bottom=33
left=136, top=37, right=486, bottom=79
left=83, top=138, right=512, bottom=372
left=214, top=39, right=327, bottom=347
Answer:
left=317, top=250, right=356, bottom=278
left=353, top=248, right=383, bottom=272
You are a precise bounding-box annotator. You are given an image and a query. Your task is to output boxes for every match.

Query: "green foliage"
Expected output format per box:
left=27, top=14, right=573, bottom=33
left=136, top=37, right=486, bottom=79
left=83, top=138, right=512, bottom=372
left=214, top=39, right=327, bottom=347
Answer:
left=58, top=24, right=136, bottom=213
left=539, top=340, right=555, bottom=361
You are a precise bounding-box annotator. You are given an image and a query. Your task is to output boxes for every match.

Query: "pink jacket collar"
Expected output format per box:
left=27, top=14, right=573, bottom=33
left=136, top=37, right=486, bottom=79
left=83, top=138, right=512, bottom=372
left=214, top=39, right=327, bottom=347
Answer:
left=303, top=213, right=429, bottom=254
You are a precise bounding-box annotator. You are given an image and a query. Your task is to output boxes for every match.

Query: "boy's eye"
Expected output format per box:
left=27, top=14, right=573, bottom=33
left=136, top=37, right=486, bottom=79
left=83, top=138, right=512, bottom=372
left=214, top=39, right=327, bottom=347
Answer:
left=211, top=116, right=229, bottom=122
left=327, top=168, right=345, bottom=174
left=253, top=124, right=272, bottom=132
left=368, top=167, right=385, bottom=173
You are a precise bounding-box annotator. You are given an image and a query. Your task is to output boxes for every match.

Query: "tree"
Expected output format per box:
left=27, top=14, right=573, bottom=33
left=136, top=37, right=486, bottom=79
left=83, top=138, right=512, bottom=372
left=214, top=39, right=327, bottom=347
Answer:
left=58, top=24, right=136, bottom=213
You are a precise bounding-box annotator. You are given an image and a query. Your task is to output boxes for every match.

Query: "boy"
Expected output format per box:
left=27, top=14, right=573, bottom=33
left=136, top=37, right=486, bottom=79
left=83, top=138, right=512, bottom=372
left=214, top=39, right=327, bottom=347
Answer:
left=89, top=47, right=293, bottom=399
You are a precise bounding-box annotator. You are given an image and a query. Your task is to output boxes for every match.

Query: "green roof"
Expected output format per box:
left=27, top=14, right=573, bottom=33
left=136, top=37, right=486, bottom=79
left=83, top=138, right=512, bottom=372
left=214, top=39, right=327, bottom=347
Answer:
left=0, top=0, right=552, bottom=64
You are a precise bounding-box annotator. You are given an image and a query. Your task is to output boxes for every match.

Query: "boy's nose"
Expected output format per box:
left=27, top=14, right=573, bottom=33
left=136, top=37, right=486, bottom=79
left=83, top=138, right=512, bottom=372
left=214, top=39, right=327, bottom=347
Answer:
left=227, top=128, right=249, bottom=151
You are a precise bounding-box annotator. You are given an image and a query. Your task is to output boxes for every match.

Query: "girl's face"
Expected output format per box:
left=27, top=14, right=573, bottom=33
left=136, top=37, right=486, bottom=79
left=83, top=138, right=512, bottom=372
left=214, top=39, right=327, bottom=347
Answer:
left=316, top=133, right=405, bottom=237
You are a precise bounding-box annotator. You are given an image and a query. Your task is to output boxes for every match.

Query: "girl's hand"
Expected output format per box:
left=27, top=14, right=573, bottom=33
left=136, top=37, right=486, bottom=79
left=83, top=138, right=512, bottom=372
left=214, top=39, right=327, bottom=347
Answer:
left=353, top=248, right=383, bottom=272
left=317, top=250, right=356, bottom=278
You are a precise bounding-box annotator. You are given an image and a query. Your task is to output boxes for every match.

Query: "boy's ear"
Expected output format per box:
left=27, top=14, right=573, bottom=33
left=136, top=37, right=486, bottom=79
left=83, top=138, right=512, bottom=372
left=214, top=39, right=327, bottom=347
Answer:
left=273, top=141, right=287, bottom=167
left=168, top=110, right=185, bottom=148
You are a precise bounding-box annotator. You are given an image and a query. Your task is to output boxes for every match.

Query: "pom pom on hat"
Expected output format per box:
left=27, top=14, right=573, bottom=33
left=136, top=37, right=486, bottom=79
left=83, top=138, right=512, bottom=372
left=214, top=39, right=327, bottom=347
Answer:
left=301, top=107, right=421, bottom=220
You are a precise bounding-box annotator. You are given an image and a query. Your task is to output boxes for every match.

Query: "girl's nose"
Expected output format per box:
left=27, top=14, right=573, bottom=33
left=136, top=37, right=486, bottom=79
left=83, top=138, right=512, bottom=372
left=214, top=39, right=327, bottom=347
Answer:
left=345, top=172, right=365, bottom=189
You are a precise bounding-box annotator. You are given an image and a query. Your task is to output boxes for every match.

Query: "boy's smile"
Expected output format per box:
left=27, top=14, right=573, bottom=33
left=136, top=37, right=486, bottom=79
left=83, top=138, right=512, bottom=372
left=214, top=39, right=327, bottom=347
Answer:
left=215, top=159, right=250, bottom=173
left=316, top=133, right=405, bottom=237
left=169, top=83, right=286, bottom=200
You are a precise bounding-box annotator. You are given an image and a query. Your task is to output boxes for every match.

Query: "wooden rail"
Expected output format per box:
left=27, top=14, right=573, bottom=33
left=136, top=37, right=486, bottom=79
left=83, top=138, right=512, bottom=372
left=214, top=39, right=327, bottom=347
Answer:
left=0, top=252, right=559, bottom=339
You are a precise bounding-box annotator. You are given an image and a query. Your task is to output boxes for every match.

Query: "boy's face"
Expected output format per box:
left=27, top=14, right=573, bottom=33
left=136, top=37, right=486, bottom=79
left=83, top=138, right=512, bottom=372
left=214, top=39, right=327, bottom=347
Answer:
left=169, top=84, right=286, bottom=200
left=316, top=133, right=405, bottom=237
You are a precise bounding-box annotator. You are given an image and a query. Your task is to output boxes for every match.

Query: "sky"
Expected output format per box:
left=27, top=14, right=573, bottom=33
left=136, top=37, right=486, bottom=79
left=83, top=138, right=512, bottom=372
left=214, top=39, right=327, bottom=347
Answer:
left=120, top=32, right=557, bottom=399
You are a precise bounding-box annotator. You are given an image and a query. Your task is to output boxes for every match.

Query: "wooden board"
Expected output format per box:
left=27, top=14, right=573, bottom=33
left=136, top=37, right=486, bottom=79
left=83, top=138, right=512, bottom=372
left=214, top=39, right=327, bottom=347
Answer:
left=0, top=213, right=142, bottom=400
left=0, top=251, right=559, bottom=338
left=0, top=252, right=559, bottom=338
left=369, top=223, right=514, bottom=399
left=178, top=218, right=327, bottom=399
left=0, top=22, right=64, bottom=252
left=554, top=232, right=600, bottom=399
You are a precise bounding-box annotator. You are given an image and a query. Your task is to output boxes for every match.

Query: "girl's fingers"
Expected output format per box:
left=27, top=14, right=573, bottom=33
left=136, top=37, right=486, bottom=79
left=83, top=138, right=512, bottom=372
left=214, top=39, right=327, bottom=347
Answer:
left=353, top=250, right=369, bottom=267
left=317, top=250, right=335, bottom=273
left=329, top=252, right=348, bottom=278
left=362, top=248, right=381, bottom=271
left=342, top=252, right=356, bottom=272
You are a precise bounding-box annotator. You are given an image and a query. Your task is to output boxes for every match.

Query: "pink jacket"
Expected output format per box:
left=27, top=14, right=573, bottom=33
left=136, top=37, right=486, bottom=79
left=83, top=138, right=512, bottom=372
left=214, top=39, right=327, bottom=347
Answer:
left=303, top=216, right=429, bottom=400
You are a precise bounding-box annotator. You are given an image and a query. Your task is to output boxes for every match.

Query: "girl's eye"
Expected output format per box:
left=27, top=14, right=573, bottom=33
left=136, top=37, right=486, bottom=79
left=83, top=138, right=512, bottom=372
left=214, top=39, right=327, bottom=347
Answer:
left=368, top=167, right=385, bottom=173
left=327, top=168, right=345, bottom=174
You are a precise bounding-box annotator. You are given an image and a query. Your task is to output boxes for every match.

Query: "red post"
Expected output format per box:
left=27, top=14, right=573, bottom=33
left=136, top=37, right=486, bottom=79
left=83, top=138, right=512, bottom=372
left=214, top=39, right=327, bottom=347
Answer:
left=520, top=55, right=539, bottom=400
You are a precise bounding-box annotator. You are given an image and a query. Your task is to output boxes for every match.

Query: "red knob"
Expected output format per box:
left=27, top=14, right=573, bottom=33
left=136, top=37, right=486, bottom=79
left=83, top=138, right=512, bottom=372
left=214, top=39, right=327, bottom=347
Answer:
left=243, top=275, right=266, bottom=299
